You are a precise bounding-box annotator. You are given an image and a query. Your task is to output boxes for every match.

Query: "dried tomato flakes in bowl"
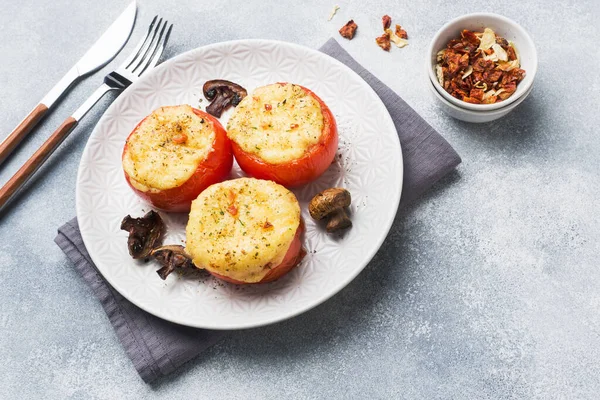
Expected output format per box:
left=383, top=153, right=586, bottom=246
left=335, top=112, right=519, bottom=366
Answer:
left=427, top=13, right=537, bottom=119
left=435, top=27, right=525, bottom=105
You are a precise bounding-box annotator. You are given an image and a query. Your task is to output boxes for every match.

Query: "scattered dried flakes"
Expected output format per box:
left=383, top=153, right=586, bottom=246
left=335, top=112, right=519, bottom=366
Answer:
left=436, top=49, right=446, bottom=63
left=483, top=87, right=506, bottom=102
left=382, top=15, right=392, bottom=30
left=386, top=28, right=408, bottom=48
left=509, top=41, right=521, bottom=63
left=483, top=52, right=499, bottom=62
left=491, top=43, right=508, bottom=61
left=462, top=29, right=480, bottom=46
left=395, top=24, right=408, bottom=39
left=474, top=81, right=488, bottom=92
left=462, top=96, right=481, bottom=104
left=328, top=5, right=340, bottom=21
left=339, top=20, right=358, bottom=40
left=477, top=27, right=496, bottom=50
left=497, top=59, right=519, bottom=71
left=436, top=64, right=444, bottom=86
left=435, top=27, right=526, bottom=104
left=461, top=65, right=473, bottom=79
left=375, top=32, right=391, bottom=51
left=507, top=45, right=518, bottom=62
left=376, top=15, right=409, bottom=51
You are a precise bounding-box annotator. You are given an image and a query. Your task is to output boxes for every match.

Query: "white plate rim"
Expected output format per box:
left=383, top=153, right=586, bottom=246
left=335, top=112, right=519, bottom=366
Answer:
left=76, top=39, right=403, bottom=329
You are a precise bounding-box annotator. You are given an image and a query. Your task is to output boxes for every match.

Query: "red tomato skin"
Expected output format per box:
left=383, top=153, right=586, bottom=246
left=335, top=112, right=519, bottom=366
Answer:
left=208, top=220, right=305, bottom=284
left=123, top=107, right=233, bottom=213
left=231, top=84, right=338, bottom=187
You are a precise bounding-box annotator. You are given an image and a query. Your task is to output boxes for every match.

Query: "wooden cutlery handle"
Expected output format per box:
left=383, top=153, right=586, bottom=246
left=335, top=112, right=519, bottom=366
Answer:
left=0, top=116, right=77, bottom=211
left=0, top=103, right=49, bottom=165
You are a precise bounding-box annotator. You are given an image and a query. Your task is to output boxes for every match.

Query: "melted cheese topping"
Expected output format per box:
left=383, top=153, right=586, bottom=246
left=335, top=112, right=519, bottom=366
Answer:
left=226, top=83, right=324, bottom=164
left=122, top=105, right=216, bottom=191
left=185, top=178, right=301, bottom=283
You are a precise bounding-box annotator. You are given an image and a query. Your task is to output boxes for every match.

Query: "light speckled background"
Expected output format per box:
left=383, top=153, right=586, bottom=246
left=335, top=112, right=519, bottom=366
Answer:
left=1, top=0, right=599, bottom=398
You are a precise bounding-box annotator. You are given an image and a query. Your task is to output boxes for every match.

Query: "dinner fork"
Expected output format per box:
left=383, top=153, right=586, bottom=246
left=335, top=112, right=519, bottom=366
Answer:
left=0, top=17, right=173, bottom=212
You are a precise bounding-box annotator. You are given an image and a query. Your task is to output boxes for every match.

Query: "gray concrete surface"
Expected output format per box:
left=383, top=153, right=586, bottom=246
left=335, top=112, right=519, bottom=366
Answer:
left=1, top=0, right=599, bottom=398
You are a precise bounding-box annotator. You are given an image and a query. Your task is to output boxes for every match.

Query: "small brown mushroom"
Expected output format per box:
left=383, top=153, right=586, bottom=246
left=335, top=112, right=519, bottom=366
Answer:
left=120, top=211, right=165, bottom=259
left=151, top=245, right=196, bottom=280
left=326, top=209, right=353, bottom=232
left=203, top=79, right=247, bottom=118
left=309, top=188, right=352, bottom=233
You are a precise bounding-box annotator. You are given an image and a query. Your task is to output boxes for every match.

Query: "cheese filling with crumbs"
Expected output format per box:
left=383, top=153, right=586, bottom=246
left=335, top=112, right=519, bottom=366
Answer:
left=226, top=83, right=325, bottom=164
left=122, top=105, right=216, bottom=191
left=185, top=178, right=301, bottom=283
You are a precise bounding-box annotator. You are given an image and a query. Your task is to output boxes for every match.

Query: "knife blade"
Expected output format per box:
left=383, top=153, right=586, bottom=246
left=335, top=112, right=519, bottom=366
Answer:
left=0, top=1, right=137, bottom=166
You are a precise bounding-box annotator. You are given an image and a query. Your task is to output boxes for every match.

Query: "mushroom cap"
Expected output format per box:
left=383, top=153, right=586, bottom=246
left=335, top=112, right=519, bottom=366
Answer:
left=202, top=79, right=247, bottom=100
left=120, top=210, right=165, bottom=259
left=202, top=80, right=248, bottom=117
left=151, top=245, right=195, bottom=280
left=326, top=209, right=352, bottom=232
left=308, top=188, right=351, bottom=220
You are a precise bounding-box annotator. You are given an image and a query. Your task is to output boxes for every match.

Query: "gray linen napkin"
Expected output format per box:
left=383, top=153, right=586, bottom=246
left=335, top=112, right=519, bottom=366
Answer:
left=54, top=38, right=461, bottom=384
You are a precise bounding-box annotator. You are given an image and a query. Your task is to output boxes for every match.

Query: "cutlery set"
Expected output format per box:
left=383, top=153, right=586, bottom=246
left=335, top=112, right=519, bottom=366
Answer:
left=0, top=1, right=172, bottom=212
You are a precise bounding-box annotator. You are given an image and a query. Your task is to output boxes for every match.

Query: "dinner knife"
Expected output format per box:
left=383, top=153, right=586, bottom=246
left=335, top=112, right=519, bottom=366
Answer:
left=0, top=1, right=137, bottom=166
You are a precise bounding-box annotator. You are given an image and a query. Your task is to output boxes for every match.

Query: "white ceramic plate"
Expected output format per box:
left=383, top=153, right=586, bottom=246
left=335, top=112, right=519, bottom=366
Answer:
left=76, top=40, right=402, bottom=329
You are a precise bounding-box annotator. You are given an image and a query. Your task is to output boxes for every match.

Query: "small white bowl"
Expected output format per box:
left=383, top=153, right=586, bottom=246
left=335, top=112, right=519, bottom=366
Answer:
left=427, top=12, right=537, bottom=111
left=427, top=74, right=533, bottom=123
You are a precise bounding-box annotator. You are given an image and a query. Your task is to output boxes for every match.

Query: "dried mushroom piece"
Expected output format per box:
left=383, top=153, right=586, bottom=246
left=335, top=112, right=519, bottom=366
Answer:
left=326, top=209, right=352, bottom=232
left=309, top=188, right=352, bottom=233
left=120, top=211, right=165, bottom=259
left=151, top=245, right=196, bottom=280
left=203, top=79, right=247, bottom=118
left=339, top=20, right=358, bottom=40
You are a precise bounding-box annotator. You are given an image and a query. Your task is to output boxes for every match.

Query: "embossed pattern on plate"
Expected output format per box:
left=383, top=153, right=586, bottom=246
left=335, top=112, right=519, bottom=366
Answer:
left=76, top=40, right=402, bottom=329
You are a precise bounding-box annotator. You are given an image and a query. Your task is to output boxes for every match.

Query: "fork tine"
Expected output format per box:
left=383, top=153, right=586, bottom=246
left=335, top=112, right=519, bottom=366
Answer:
left=123, top=15, right=158, bottom=70
left=131, top=18, right=164, bottom=73
left=138, top=23, right=173, bottom=76
left=136, top=20, right=168, bottom=72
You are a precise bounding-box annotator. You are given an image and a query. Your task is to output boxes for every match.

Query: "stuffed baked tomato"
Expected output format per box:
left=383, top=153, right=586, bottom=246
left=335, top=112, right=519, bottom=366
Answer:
left=226, top=83, right=338, bottom=187
left=185, top=178, right=305, bottom=284
left=122, top=105, right=233, bottom=212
